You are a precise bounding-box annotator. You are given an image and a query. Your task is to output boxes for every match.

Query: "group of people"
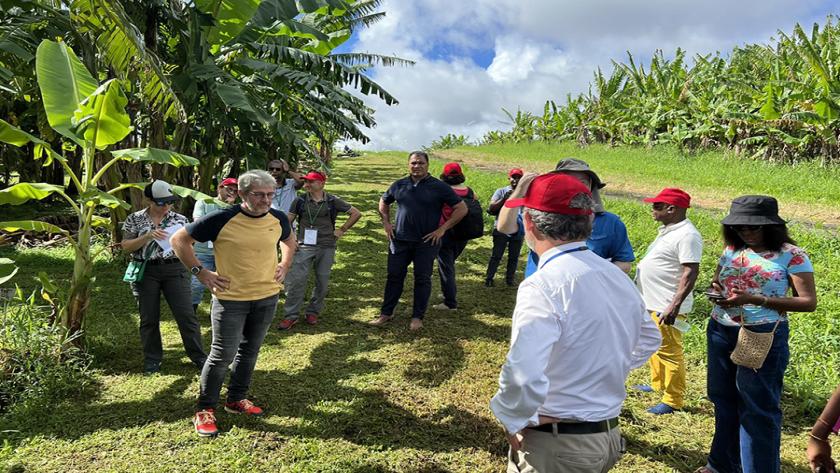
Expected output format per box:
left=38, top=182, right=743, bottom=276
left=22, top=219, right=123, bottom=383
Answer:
left=117, top=151, right=837, bottom=473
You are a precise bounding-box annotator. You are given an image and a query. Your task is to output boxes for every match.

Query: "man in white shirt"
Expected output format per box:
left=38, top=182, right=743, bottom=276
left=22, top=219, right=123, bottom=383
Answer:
left=490, top=173, right=661, bottom=473
left=634, top=188, right=703, bottom=415
left=268, top=159, right=303, bottom=213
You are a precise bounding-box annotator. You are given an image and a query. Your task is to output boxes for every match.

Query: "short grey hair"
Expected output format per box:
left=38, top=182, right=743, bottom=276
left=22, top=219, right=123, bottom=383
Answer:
left=237, top=170, right=276, bottom=193
left=525, top=193, right=595, bottom=241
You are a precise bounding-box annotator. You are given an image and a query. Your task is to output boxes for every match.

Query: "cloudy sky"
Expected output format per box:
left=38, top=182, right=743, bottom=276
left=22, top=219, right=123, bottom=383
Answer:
left=340, top=0, right=836, bottom=150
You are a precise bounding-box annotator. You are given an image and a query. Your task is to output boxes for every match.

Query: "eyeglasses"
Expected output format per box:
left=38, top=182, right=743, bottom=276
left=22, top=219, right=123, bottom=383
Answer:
left=154, top=201, right=174, bottom=207
left=268, top=167, right=284, bottom=171
left=731, top=225, right=762, bottom=233
left=247, top=191, right=274, bottom=200
left=652, top=203, right=670, bottom=211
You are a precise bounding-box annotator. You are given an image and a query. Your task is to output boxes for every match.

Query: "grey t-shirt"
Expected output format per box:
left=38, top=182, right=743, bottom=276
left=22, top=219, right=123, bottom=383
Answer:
left=290, top=193, right=352, bottom=247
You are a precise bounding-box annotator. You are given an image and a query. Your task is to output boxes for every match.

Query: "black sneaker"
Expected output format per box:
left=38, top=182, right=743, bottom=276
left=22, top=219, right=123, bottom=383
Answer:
left=484, top=279, right=494, bottom=287
left=143, top=361, right=161, bottom=375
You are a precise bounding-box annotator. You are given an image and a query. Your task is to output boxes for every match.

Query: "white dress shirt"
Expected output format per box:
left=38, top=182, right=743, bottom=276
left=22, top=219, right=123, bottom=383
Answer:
left=490, top=242, right=661, bottom=434
left=635, top=219, right=703, bottom=313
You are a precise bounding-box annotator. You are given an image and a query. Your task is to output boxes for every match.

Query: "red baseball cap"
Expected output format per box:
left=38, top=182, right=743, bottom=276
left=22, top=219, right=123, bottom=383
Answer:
left=302, top=171, right=327, bottom=182
left=643, top=188, right=691, bottom=208
left=505, top=173, right=593, bottom=215
left=508, top=168, right=524, bottom=178
left=442, top=162, right=463, bottom=176
left=220, top=177, right=237, bottom=187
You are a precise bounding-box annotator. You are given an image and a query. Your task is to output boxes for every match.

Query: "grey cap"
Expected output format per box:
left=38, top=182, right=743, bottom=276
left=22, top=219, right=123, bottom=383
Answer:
left=552, top=158, right=606, bottom=189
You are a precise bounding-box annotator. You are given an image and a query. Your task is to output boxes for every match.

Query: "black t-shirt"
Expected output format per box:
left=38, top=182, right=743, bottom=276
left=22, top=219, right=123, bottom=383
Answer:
left=381, top=175, right=461, bottom=242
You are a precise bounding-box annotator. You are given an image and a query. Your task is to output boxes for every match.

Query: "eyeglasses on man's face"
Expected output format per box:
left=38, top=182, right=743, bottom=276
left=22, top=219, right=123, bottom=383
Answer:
left=268, top=167, right=284, bottom=172
left=246, top=191, right=274, bottom=200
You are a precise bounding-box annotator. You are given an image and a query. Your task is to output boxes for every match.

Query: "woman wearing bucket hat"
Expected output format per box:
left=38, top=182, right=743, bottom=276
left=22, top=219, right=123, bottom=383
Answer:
left=121, top=180, right=206, bottom=374
left=697, top=195, right=816, bottom=473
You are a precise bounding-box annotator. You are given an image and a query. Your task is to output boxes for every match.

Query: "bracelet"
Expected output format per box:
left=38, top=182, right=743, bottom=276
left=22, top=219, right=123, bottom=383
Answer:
left=817, top=417, right=832, bottom=428
left=760, top=296, right=769, bottom=307
left=809, top=432, right=830, bottom=443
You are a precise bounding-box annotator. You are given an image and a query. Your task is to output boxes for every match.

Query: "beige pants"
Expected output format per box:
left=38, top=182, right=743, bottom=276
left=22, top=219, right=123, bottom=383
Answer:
left=507, top=427, right=623, bottom=473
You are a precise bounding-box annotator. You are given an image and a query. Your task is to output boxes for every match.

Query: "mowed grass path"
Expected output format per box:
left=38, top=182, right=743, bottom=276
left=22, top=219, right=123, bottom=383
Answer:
left=2, top=151, right=838, bottom=472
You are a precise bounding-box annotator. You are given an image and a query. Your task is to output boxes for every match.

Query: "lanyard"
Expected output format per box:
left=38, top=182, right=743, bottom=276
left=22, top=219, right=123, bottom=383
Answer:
left=305, top=198, right=327, bottom=227
left=538, top=245, right=588, bottom=270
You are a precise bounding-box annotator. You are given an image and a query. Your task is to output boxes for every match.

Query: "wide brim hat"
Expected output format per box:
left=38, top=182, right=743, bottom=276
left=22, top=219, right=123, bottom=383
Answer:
left=721, top=195, right=786, bottom=225
left=552, top=158, right=607, bottom=189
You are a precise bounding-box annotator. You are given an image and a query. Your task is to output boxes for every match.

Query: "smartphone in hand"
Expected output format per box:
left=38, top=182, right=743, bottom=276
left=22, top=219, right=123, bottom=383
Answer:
left=705, top=290, right=726, bottom=301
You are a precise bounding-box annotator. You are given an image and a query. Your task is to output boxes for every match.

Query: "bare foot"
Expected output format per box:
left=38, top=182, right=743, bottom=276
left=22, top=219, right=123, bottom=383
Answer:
left=409, top=318, right=423, bottom=331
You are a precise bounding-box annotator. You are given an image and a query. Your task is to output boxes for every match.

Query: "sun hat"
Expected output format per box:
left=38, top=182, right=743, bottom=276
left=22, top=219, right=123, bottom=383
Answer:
left=552, top=158, right=606, bottom=189
left=643, top=188, right=691, bottom=208
left=144, top=180, right=178, bottom=205
left=505, top=173, right=593, bottom=215
left=721, top=195, right=786, bottom=226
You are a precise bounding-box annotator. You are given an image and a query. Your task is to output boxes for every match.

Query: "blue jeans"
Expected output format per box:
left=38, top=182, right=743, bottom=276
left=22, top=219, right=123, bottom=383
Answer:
left=705, top=318, right=789, bottom=473
left=381, top=239, right=440, bottom=319
left=198, top=294, right=278, bottom=409
left=436, top=236, right=468, bottom=308
left=190, top=253, right=216, bottom=306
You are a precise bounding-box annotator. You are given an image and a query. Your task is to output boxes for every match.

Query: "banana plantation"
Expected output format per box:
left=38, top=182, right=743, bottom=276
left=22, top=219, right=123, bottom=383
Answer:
left=480, top=17, right=840, bottom=165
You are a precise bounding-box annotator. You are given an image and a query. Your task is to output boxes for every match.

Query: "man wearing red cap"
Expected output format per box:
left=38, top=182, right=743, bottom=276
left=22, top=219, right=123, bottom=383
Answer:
left=191, top=177, right=238, bottom=313
left=485, top=168, right=525, bottom=287
left=490, top=173, right=660, bottom=472
left=278, top=171, right=361, bottom=330
left=634, top=188, right=703, bottom=415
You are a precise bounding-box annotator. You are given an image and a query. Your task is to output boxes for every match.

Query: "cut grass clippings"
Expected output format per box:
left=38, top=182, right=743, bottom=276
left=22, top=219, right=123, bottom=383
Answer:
left=1, top=149, right=838, bottom=472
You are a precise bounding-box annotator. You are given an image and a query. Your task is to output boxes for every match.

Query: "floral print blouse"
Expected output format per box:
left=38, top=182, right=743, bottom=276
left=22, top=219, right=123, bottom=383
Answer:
left=122, top=208, right=189, bottom=261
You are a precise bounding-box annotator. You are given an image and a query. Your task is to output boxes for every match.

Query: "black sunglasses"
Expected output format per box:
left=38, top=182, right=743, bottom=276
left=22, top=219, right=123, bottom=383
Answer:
left=730, top=225, right=762, bottom=232
left=268, top=167, right=284, bottom=171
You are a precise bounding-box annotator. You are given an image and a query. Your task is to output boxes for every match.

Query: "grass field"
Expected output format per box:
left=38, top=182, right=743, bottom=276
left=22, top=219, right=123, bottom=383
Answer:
left=1, top=148, right=838, bottom=472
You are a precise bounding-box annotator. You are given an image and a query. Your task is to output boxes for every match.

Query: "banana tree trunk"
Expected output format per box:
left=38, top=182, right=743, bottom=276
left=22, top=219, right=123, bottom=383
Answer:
left=63, top=216, right=92, bottom=343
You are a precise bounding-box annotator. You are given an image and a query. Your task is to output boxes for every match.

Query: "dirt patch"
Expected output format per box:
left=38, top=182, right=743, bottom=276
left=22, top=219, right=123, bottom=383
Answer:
left=435, top=150, right=840, bottom=229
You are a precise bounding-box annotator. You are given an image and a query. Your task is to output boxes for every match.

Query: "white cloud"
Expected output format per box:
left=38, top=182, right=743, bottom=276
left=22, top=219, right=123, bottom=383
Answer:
left=347, top=0, right=834, bottom=150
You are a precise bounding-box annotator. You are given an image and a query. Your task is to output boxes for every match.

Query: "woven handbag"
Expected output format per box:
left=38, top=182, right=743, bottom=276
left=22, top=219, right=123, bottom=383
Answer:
left=730, top=319, right=780, bottom=370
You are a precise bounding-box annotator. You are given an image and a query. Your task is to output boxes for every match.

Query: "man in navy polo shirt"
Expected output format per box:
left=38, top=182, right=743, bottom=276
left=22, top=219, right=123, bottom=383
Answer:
left=371, top=151, right=468, bottom=331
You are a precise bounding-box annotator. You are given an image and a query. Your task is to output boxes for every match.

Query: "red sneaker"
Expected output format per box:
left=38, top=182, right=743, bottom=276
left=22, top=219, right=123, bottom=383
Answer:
left=224, top=399, right=264, bottom=416
left=304, top=313, right=318, bottom=325
left=193, top=409, right=218, bottom=437
left=277, top=318, right=297, bottom=331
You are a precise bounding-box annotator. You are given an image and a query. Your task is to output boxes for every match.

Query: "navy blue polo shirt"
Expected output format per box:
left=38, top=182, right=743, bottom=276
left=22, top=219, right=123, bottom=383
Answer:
left=382, top=174, right=461, bottom=242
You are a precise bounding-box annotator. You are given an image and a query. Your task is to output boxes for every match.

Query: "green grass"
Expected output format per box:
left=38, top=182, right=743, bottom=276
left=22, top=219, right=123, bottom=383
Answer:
left=438, top=142, right=840, bottom=225
left=0, top=151, right=838, bottom=472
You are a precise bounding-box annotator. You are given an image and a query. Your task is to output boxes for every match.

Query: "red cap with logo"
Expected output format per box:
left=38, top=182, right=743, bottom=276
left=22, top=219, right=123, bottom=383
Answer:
left=302, top=171, right=327, bottom=182
left=220, top=177, right=238, bottom=187
left=643, top=188, right=691, bottom=208
left=505, top=173, right=593, bottom=215
left=508, top=168, right=524, bottom=178
left=442, top=162, right=463, bottom=176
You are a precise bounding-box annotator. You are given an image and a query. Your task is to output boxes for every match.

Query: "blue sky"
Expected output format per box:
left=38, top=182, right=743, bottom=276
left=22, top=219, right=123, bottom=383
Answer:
left=342, top=0, right=838, bottom=150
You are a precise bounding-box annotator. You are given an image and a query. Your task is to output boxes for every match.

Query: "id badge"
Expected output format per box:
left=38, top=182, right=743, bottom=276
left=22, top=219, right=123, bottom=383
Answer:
left=303, top=228, right=318, bottom=245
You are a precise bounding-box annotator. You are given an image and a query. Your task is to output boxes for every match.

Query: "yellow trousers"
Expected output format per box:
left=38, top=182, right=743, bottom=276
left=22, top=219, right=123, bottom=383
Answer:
left=648, top=311, right=686, bottom=409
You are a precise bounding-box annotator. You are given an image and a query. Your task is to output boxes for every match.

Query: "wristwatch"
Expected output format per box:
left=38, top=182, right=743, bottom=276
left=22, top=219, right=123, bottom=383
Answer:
left=190, top=265, right=204, bottom=276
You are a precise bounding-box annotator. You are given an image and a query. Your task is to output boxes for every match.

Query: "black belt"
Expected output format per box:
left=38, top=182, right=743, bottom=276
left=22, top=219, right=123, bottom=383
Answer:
left=141, top=258, right=181, bottom=266
left=526, top=417, right=619, bottom=434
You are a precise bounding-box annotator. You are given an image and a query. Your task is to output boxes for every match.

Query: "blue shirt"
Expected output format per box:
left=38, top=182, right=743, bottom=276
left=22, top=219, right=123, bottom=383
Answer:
left=524, top=211, right=635, bottom=277
left=491, top=186, right=524, bottom=238
left=382, top=174, right=462, bottom=242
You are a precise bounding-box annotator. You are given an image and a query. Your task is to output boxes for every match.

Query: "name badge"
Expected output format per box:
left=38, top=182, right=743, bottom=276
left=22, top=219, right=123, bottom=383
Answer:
left=303, top=228, right=318, bottom=245
left=207, top=241, right=213, bottom=249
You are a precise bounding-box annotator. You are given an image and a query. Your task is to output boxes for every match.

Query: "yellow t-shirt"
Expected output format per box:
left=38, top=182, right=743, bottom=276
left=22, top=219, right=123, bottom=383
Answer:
left=187, top=205, right=292, bottom=301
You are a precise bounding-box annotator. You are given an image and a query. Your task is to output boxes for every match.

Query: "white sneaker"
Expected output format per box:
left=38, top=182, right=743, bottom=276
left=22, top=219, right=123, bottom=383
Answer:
left=431, top=303, right=456, bottom=310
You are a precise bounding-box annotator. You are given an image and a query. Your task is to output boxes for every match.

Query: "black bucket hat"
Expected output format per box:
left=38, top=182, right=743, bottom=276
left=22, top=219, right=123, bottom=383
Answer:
left=721, top=195, right=786, bottom=226
left=552, top=158, right=607, bottom=189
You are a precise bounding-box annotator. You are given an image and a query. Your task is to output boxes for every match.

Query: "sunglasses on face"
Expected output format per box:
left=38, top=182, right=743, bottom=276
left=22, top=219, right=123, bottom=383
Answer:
left=154, top=201, right=174, bottom=207
left=731, top=225, right=762, bottom=233
left=652, top=204, right=670, bottom=211
left=268, top=167, right=284, bottom=171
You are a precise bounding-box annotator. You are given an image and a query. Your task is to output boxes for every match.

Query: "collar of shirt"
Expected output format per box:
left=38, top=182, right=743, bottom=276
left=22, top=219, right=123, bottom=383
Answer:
left=657, top=218, right=691, bottom=236
left=409, top=174, right=431, bottom=187
left=537, top=241, right=589, bottom=270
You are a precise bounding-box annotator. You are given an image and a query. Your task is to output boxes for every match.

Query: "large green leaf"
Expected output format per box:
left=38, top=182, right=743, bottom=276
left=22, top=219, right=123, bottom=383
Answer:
left=73, top=79, right=133, bottom=149
left=195, top=0, right=261, bottom=50
left=0, top=258, right=18, bottom=286
left=109, top=148, right=199, bottom=167
left=0, top=183, right=65, bottom=206
left=35, top=39, right=98, bottom=146
left=0, top=220, right=68, bottom=236
left=0, top=119, right=66, bottom=165
left=216, top=83, right=272, bottom=125
left=80, top=188, right=130, bottom=210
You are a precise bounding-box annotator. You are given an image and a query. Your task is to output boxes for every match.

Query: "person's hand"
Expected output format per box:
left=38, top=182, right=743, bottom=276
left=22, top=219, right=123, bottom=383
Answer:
left=658, top=304, right=679, bottom=325
left=198, top=270, right=231, bottom=293
left=807, top=436, right=836, bottom=472
left=148, top=228, right=168, bottom=241
left=717, top=287, right=760, bottom=309
left=423, top=227, right=446, bottom=245
left=334, top=228, right=346, bottom=240
left=279, top=159, right=290, bottom=172
left=274, top=264, right=289, bottom=284
left=505, top=430, right=524, bottom=451
left=383, top=221, right=395, bottom=240
left=509, top=173, right=538, bottom=199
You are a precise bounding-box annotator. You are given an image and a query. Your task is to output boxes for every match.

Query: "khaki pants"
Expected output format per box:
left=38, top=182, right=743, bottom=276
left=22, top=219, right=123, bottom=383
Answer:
left=648, top=311, right=687, bottom=409
left=507, top=426, right=623, bottom=473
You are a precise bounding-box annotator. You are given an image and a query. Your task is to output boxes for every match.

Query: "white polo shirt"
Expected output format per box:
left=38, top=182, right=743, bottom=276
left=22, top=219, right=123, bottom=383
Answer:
left=635, top=219, right=703, bottom=314
left=490, top=242, right=662, bottom=434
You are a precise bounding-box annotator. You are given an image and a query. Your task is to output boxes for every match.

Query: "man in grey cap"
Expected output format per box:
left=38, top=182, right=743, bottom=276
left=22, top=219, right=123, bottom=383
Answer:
left=498, top=158, right=635, bottom=278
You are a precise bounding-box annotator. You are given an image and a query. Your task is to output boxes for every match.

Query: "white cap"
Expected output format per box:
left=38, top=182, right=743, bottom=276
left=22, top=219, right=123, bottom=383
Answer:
left=144, top=180, right=178, bottom=204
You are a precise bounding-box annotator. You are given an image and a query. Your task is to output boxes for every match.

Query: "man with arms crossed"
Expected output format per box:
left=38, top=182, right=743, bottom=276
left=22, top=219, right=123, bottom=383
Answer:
left=171, top=170, right=297, bottom=437
left=633, top=188, right=702, bottom=415
left=491, top=173, right=661, bottom=472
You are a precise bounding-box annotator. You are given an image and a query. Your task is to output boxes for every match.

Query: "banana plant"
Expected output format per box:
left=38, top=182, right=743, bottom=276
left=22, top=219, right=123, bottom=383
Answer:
left=0, top=39, right=202, bottom=340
